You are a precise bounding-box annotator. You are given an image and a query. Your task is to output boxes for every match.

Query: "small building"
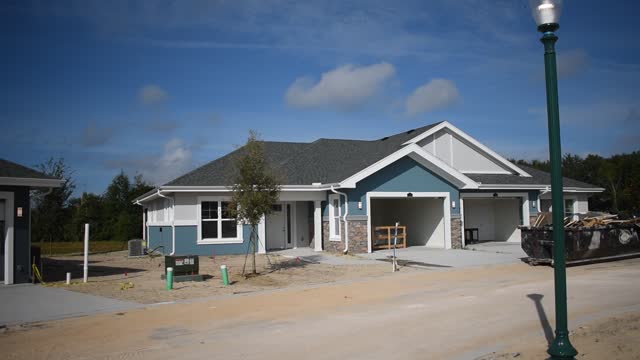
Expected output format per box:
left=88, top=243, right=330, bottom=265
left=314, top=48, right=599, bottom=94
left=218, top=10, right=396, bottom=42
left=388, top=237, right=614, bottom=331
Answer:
left=1, top=159, right=62, bottom=284
left=134, top=121, right=604, bottom=256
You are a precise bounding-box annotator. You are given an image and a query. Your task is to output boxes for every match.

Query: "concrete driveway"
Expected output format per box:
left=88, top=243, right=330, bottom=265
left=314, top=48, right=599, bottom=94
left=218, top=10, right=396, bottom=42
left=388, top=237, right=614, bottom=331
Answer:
left=360, top=241, right=527, bottom=268
left=0, top=284, right=140, bottom=326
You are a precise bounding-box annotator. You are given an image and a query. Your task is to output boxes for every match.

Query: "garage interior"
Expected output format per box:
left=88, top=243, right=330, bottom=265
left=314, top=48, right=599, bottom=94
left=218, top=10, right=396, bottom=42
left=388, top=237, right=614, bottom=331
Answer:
left=370, top=197, right=445, bottom=249
left=463, top=198, right=522, bottom=243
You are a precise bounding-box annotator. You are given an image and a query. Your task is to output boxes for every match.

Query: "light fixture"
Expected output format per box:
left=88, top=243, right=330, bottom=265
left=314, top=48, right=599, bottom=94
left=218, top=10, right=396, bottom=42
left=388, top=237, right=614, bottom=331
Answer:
left=529, top=0, right=563, bottom=30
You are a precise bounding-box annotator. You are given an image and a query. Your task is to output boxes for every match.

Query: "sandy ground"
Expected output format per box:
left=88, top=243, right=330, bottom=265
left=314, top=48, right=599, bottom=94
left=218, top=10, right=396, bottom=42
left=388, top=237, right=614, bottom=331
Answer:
left=2, top=259, right=639, bottom=360
left=39, top=251, right=406, bottom=303
left=477, top=313, right=640, bottom=359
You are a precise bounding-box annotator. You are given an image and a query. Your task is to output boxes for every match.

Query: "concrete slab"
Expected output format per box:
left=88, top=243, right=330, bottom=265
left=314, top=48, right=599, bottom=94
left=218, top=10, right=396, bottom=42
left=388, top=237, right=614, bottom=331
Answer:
left=272, top=248, right=377, bottom=266
left=359, top=243, right=526, bottom=268
left=0, top=284, right=141, bottom=326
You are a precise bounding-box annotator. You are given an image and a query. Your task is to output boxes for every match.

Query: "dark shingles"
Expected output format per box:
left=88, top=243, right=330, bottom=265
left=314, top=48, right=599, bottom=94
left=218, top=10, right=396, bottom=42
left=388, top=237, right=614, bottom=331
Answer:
left=466, top=165, right=601, bottom=189
left=0, top=159, right=58, bottom=180
left=165, top=122, right=443, bottom=186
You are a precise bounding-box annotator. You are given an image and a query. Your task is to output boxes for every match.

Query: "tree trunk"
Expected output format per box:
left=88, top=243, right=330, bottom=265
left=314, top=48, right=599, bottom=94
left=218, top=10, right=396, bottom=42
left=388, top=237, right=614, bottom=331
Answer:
left=251, top=225, right=257, bottom=274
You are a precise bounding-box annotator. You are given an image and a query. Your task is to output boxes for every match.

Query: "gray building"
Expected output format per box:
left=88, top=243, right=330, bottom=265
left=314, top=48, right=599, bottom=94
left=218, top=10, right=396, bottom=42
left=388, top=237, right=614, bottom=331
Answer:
left=1, top=159, right=62, bottom=285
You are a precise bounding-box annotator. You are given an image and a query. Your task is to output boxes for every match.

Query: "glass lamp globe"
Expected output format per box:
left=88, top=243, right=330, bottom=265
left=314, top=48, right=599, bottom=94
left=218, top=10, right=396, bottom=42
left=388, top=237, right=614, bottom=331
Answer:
left=529, top=0, right=563, bottom=27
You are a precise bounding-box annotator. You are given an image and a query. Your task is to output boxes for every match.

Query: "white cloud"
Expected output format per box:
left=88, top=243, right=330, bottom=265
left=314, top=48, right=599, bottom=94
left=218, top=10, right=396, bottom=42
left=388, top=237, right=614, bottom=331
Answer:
left=405, top=79, right=460, bottom=116
left=139, top=84, right=168, bottom=105
left=286, top=62, right=396, bottom=110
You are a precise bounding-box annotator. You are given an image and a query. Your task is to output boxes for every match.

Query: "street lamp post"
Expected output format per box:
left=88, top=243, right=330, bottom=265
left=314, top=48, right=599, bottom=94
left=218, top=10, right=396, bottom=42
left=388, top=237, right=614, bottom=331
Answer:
left=528, top=1, right=578, bottom=359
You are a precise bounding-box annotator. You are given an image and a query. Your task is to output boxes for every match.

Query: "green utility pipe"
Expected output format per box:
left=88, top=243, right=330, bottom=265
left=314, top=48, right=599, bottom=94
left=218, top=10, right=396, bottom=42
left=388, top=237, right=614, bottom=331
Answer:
left=166, top=267, right=174, bottom=290
left=540, top=23, right=578, bottom=360
left=221, top=265, right=230, bottom=286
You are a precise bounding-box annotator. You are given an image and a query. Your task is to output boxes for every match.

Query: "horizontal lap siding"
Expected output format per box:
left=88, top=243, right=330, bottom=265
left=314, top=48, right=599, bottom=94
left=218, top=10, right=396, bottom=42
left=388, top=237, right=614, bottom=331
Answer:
left=148, top=224, right=254, bottom=256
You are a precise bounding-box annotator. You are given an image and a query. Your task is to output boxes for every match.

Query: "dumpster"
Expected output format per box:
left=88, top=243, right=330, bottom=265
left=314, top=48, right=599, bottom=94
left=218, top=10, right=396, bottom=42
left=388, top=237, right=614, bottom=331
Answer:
left=522, top=225, right=640, bottom=265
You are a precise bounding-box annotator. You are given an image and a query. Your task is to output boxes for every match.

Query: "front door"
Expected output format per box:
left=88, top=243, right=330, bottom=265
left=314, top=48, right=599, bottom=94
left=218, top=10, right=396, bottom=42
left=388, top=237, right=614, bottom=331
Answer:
left=266, top=203, right=292, bottom=250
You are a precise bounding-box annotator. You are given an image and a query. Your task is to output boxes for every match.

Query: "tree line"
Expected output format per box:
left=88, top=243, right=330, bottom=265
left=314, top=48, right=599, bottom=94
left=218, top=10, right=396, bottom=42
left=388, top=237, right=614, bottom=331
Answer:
left=515, top=151, right=640, bottom=217
left=32, top=158, right=154, bottom=244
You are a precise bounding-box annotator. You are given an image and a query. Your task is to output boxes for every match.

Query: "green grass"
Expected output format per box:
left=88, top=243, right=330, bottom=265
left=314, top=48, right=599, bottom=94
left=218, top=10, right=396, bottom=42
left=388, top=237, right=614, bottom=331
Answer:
left=32, top=241, right=127, bottom=255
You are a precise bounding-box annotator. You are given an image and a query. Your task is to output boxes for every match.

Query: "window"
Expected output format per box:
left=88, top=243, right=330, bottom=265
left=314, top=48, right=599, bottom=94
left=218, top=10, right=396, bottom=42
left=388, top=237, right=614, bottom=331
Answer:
left=199, top=199, right=242, bottom=243
left=564, top=199, right=575, bottom=217
left=328, top=194, right=341, bottom=241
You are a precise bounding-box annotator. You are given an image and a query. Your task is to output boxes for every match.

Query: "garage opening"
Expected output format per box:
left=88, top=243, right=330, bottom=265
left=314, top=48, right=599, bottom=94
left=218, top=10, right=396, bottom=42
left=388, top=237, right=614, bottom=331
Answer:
left=370, top=197, right=446, bottom=250
left=463, top=198, right=523, bottom=243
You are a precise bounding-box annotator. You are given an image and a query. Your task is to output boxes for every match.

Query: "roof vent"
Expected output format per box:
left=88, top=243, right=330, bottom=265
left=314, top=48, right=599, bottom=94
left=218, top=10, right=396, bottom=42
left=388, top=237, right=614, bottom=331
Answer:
left=380, top=136, right=389, bottom=141
left=406, top=129, right=416, bottom=134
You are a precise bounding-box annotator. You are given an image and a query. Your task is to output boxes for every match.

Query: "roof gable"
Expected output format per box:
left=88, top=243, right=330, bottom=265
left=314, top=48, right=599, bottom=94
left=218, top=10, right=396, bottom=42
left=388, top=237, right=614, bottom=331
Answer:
left=0, top=158, right=63, bottom=188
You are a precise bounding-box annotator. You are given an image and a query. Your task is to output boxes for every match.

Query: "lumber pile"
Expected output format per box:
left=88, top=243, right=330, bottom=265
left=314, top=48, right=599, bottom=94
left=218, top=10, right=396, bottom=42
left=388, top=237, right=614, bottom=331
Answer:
left=531, top=211, right=640, bottom=229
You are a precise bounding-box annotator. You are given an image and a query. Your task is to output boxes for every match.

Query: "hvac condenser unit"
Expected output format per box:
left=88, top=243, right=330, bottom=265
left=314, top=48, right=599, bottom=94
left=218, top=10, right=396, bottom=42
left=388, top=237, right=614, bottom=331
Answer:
left=128, top=239, right=144, bottom=257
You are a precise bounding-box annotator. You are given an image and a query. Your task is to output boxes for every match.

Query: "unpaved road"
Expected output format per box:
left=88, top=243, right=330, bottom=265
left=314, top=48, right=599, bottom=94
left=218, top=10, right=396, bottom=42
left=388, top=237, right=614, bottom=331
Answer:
left=2, top=259, right=640, bottom=360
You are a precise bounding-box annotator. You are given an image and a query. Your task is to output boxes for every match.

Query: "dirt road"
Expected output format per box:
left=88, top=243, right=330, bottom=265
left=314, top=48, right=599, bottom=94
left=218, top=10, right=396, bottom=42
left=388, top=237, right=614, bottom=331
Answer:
left=2, top=259, right=640, bottom=360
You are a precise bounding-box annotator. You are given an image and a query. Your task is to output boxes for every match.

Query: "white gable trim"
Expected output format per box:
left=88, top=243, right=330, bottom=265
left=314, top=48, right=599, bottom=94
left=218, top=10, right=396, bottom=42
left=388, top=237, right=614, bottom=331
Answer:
left=402, top=121, right=531, bottom=178
left=339, top=143, right=478, bottom=189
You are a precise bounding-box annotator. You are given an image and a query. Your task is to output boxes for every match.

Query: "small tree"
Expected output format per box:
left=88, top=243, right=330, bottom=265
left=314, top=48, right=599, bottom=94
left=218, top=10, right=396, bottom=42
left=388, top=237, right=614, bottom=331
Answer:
left=230, top=131, right=280, bottom=275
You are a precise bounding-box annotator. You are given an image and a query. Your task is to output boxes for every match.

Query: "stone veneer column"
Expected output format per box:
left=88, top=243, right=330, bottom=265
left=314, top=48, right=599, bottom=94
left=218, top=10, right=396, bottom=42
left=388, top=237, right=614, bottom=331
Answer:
left=450, top=216, right=463, bottom=249
left=322, top=219, right=369, bottom=254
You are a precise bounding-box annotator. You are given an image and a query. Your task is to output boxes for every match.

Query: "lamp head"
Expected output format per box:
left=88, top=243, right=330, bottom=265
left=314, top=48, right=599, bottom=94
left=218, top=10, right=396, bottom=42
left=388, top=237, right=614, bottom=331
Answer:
left=529, top=0, right=562, bottom=32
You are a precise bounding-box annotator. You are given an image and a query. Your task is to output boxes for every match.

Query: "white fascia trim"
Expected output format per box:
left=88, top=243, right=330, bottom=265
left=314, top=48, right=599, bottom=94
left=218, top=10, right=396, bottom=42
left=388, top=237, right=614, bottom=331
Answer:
left=461, top=170, right=513, bottom=174
left=0, top=177, right=63, bottom=188
left=197, top=238, right=244, bottom=245
left=340, top=143, right=478, bottom=190
left=477, top=184, right=604, bottom=193
left=402, top=121, right=532, bottom=178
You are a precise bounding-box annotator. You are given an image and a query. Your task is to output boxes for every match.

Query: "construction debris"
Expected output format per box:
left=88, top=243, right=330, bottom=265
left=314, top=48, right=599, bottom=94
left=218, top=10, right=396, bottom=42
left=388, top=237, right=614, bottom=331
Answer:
left=531, top=212, right=640, bottom=229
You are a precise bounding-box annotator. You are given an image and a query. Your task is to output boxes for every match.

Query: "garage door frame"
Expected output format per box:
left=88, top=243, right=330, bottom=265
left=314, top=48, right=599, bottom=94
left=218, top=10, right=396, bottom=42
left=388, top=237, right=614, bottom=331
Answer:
left=460, top=192, right=530, bottom=247
left=366, top=192, right=451, bottom=253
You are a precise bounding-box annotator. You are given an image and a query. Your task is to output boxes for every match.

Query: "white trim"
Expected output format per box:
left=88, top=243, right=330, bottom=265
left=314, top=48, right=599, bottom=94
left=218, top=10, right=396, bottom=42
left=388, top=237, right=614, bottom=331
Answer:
left=460, top=198, right=465, bottom=247
left=174, top=220, right=198, bottom=226
left=0, top=177, right=63, bottom=188
left=340, top=143, right=478, bottom=190
left=460, top=192, right=531, bottom=227
left=0, top=192, right=15, bottom=285
left=462, top=170, right=513, bottom=174
left=258, top=215, right=266, bottom=254
left=313, top=200, right=323, bottom=251
left=365, top=191, right=452, bottom=252
left=328, top=194, right=341, bottom=241
left=196, top=196, right=244, bottom=244
left=477, top=184, right=604, bottom=192
left=402, top=121, right=532, bottom=177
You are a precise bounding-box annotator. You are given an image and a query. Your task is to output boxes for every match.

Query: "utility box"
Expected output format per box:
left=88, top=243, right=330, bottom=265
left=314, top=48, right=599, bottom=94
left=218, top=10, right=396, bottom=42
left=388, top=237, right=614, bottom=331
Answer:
left=164, top=255, right=199, bottom=276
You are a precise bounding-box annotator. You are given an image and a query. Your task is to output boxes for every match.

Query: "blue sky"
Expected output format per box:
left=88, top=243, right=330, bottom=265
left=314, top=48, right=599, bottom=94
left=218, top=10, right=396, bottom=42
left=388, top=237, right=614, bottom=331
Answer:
left=2, top=0, right=639, bottom=194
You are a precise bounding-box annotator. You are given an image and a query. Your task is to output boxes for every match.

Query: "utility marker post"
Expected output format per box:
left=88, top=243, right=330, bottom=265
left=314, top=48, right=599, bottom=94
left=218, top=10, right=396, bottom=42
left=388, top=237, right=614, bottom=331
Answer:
left=392, top=222, right=399, bottom=272
left=83, top=223, right=89, bottom=283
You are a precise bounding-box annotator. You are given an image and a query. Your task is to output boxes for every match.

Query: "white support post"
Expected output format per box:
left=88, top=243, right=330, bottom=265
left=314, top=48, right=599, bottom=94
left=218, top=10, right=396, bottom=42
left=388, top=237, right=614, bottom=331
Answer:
left=314, top=200, right=322, bottom=252
left=83, top=223, right=89, bottom=283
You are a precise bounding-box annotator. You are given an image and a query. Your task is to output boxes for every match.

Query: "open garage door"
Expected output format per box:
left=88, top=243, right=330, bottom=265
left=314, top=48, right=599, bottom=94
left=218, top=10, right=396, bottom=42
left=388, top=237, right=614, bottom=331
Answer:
left=463, top=197, right=524, bottom=243
left=368, top=193, right=451, bottom=251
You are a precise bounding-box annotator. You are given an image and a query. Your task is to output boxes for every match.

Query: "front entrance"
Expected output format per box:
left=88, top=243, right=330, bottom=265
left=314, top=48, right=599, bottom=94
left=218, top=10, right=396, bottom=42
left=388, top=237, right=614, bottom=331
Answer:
left=266, top=203, right=293, bottom=250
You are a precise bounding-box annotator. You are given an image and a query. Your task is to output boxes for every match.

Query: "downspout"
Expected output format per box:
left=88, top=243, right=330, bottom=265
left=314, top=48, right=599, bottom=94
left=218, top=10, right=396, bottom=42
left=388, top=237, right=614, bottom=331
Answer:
left=156, top=189, right=176, bottom=255
left=330, top=186, right=349, bottom=254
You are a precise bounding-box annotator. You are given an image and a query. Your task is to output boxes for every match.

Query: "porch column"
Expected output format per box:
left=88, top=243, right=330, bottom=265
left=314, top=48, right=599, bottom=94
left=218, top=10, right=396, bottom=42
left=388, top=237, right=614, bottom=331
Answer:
left=142, top=209, right=146, bottom=244
left=258, top=214, right=266, bottom=254
left=314, top=200, right=323, bottom=251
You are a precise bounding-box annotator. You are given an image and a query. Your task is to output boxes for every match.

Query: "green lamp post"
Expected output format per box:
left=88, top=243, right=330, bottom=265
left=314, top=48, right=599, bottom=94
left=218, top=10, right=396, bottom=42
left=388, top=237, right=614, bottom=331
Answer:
left=529, top=1, right=578, bottom=359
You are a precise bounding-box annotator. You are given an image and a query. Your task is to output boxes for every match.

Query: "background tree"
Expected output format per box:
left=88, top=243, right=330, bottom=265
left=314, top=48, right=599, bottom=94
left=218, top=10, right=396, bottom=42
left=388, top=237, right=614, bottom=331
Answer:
left=229, top=131, right=280, bottom=275
left=32, top=158, right=75, bottom=253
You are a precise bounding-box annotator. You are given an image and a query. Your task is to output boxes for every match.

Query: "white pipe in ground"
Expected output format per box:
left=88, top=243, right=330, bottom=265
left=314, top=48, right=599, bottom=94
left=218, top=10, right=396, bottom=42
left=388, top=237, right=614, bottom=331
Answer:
left=83, top=223, right=89, bottom=283
left=66, top=272, right=71, bottom=285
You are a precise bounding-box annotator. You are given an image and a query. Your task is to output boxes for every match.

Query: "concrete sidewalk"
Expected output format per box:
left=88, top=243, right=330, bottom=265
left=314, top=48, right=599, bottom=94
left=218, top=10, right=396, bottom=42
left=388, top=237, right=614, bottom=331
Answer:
left=0, top=284, right=140, bottom=326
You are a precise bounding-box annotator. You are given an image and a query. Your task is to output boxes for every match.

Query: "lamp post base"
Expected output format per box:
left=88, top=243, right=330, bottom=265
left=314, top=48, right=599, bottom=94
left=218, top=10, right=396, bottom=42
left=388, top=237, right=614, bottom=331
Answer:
left=548, top=329, right=578, bottom=359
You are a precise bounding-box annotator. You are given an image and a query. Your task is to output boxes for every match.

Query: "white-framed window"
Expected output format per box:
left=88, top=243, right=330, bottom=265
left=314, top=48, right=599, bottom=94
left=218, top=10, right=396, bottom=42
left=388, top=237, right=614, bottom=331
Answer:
left=328, top=194, right=341, bottom=241
left=564, top=199, right=575, bottom=217
left=197, top=197, right=243, bottom=244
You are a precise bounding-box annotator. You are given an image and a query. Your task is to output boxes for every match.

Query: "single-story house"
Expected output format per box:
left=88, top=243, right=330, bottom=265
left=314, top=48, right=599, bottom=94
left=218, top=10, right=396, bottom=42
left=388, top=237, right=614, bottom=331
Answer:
left=135, top=121, right=604, bottom=256
left=1, top=159, right=63, bottom=284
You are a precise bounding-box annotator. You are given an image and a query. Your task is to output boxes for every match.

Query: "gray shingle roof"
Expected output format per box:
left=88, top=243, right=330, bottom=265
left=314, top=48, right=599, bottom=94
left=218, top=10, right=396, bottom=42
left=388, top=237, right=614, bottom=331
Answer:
left=466, top=165, right=601, bottom=189
left=164, top=123, right=599, bottom=190
left=165, top=122, right=442, bottom=186
left=0, top=159, right=58, bottom=180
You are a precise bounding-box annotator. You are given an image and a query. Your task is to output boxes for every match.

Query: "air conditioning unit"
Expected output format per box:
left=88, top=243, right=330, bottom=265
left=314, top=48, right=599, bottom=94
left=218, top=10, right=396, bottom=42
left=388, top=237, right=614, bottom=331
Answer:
left=128, top=239, right=144, bottom=257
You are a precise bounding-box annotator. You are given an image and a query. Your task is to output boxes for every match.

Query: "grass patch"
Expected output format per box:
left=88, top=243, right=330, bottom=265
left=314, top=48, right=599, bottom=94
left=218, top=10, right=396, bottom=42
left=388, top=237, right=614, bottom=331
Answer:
left=32, top=241, right=127, bottom=255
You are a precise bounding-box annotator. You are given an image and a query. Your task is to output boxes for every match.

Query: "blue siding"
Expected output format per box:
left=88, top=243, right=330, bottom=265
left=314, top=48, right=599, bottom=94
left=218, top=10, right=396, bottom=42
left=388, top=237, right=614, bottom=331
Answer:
left=339, top=156, right=460, bottom=216
left=528, top=191, right=540, bottom=214
left=0, top=185, right=31, bottom=284
left=148, top=224, right=255, bottom=256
